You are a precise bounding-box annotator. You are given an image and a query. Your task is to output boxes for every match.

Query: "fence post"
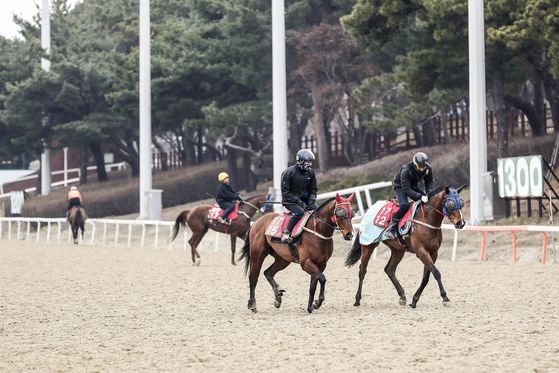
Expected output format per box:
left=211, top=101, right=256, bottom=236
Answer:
left=479, top=231, right=487, bottom=262
left=451, top=229, right=458, bottom=261
left=512, top=231, right=517, bottom=263
left=542, top=232, right=548, bottom=265
left=128, top=223, right=133, bottom=248
left=36, top=222, right=41, bottom=242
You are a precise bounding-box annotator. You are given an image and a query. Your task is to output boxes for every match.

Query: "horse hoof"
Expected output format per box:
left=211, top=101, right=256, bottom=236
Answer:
left=409, top=302, right=417, bottom=309
left=248, top=299, right=257, bottom=312
left=399, top=297, right=407, bottom=306
left=353, top=301, right=360, bottom=307
left=195, top=259, right=201, bottom=266
left=307, top=307, right=314, bottom=314
left=274, top=299, right=282, bottom=308
left=443, top=300, right=451, bottom=307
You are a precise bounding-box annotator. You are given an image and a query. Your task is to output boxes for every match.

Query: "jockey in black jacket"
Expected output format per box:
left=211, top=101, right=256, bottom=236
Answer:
left=281, top=149, right=318, bottom=243
left=216, top=172, right=242, bottom=224
left=385, top=152, right=434, bottom=239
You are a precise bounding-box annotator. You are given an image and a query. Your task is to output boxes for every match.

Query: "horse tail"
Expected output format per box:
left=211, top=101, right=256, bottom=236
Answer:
left=170, top=210, right=190, bottom=242
left=239, top=227, right=251, bottom=276
left=345, top=231, right=362, bottom=268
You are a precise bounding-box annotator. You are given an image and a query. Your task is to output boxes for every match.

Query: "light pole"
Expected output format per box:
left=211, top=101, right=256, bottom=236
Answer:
left=40, top=0, right=51, bottom=195
left=272, top=0, right=288, bottom=210
left=138, top=0, right=153, bottom=220
left=468, top=0, right=487, bottom=224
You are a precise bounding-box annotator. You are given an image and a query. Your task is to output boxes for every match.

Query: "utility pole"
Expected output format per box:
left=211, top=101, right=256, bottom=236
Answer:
left=468, top=0, right=487, bottom=224
left=40, top=0, right=51, bottom=195
left=138, top=0, right=153, bottom=220
left=272, top=0, right=288, bottom=210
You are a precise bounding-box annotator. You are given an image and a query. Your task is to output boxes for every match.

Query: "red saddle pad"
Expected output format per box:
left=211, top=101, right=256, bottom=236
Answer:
left=265, top=212, right=307, bottom=238
left=207, top=204, right=238, bottom=221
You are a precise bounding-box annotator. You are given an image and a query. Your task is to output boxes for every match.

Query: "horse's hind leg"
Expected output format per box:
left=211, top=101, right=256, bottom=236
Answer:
left=383, top=245, right=406, bottom=306
left=80, top=225, right=85, bottom=243
left=354, top=243, right=377, bottom=307
left=248, top=247, right=267, bottom=313
left=263, top=255, right=290, bottom=308
left=188, top=226, right=208, bottom=266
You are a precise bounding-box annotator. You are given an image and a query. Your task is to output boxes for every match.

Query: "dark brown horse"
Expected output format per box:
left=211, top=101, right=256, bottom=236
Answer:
left=345, top=186, right=465, bottom=308
left=170, top=194, right=271, bottom=266
left=240, top=193, right=355, bottom=314
left=68, top=206, right=87, bottom=244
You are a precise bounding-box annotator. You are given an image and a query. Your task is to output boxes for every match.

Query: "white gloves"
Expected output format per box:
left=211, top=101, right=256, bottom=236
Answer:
left=421, top=195, right=428, bottom=203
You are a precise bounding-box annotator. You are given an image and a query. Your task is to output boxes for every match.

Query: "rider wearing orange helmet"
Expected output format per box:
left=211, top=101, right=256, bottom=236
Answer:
left=216, top=172, right=242, bottom=224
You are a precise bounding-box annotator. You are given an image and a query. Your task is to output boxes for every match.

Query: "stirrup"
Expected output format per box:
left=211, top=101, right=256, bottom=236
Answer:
left=281, top=232, right=293, bottom=243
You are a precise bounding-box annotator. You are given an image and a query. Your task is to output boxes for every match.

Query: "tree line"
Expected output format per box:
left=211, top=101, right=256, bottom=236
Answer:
left=0, top=0, right=558, bottom=191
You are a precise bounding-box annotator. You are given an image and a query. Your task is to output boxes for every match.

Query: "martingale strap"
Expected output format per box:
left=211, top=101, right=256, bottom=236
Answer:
left=410, top=219, right=441, bottom=230
left=302, top=226, right=333, bottom=240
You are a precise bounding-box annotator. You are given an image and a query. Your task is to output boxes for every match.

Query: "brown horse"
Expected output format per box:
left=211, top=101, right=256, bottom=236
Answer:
left=345, top=186, right=465, bottom=308
left=240, top=193, right=355, bottom=314
left=68, top=206, right=87, bottom=244
left=170, top=194, right=271, bottom=266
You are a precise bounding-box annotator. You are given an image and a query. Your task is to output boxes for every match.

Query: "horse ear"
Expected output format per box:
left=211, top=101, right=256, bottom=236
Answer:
left=336, top=193, right=343, bottom=203
left=445, top=186, right=450, bottom=194
left=347, top=192, right=355, bottom=202
left=457, top=184, right=465, bottom=193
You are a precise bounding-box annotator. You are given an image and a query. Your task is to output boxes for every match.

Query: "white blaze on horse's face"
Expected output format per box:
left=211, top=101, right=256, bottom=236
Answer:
left=335, top=192, right=355, bottom=240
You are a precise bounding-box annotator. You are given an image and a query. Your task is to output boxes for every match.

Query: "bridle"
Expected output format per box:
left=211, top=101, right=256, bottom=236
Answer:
left=303, top=199, right=354, bottom=240
left=413, top=192, right=464, bottom=230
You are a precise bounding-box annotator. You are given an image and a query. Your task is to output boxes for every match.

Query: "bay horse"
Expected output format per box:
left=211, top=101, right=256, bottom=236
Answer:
left=240, top=193, right=355, bottom=314
left=170, top=194, right=271, bottom=266
left=345, top=186, right=465, bottom=308
left=68, top=206, right=87, bottom=244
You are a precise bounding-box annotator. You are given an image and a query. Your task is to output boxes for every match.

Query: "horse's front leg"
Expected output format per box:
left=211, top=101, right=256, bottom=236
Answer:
left=302, top=259, right=322, bottom=314
left=313, top=272, right=326, bottom=309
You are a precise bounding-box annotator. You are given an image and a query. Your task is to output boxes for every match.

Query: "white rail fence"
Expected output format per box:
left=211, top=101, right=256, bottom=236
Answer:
left=0, top=162, right=127, bottom=199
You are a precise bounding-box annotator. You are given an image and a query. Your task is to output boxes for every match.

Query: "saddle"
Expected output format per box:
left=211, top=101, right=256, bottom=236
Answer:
left=371, top=199, right=421, bottom=236
left=265, top=211, right=312, bottom=244
left=207, top=203, right=239, bottom=223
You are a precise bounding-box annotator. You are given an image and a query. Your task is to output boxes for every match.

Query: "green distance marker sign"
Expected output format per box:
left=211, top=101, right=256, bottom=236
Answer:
left=497, top=155, right=544, bottom=198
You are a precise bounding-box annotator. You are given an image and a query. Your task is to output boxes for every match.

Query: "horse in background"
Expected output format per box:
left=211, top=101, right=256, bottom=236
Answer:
left=345, top=186, right=465, bottom=308
left=240, top=193, right=355, bottom=314
left=170, top=194, right=271, bottom=266
left=68, top=206, right=87, bottom=244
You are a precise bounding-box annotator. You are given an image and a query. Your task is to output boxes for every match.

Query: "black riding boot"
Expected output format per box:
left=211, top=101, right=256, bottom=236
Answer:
left=384, top=217, right=400, bottom=239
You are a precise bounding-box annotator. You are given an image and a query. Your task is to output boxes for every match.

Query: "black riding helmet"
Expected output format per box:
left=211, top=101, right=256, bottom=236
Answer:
left=296, top=149, right=315, bottom=171
left=413, top=152, right=430, bottom=171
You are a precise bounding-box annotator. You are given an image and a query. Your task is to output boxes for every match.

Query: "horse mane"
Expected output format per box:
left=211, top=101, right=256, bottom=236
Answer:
left=316, top=197, right=336, bottom=211
left=428, top=186, right=447, bottom=198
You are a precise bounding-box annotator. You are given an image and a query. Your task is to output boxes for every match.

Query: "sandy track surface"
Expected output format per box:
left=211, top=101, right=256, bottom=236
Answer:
left=1, top=241, right=558, bottom=372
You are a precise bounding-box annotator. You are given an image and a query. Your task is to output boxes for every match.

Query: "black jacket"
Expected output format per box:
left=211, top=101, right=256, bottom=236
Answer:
left=281, top=165, right=318, bottom=205
left=393, top=161, right=434, bottom=201
left=216, top=183, right=240, bottom=203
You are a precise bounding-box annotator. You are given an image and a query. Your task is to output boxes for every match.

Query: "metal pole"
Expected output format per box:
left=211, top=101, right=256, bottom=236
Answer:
left=139, top=0, right=152, bottom=219
left=272, top=0, right=288, bottom=212
left=41, top=0, right=52, bottom=195
left=468, top=0, right=488, bottom=224
left=63, top=147, right=68, bottom=186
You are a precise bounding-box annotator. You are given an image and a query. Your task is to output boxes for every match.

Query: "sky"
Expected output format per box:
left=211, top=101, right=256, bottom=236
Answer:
left=0, top=0, right=80, bottom=39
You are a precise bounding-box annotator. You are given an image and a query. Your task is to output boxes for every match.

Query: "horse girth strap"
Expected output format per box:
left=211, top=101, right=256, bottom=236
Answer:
left=238, top=211, right=251, bottom=219
left=410, top=219, right=441, bottom=230
left=302, top=226, right=333, bottom=240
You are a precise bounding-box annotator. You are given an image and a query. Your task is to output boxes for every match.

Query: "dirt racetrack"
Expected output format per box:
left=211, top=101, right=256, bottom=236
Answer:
left=1, top=240, right=558, bottom=372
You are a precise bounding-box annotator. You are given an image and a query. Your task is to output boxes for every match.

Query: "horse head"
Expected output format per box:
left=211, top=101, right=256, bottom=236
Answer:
left=334, top=192, right=356, bottom=241
left=442, top=185, right=466, bottom=229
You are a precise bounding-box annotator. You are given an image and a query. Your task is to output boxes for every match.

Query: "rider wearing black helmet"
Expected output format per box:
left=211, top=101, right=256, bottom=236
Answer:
left=385, top=152, right=434, bottom=239
left=280, top=149, right=318, bottom=243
